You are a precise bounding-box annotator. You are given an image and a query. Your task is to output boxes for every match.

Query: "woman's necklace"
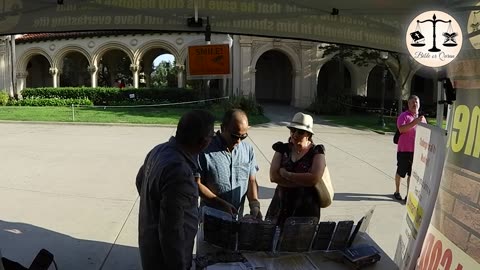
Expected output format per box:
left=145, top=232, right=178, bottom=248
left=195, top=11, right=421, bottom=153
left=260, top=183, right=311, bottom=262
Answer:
left=294, top=142, right=311, bottom=155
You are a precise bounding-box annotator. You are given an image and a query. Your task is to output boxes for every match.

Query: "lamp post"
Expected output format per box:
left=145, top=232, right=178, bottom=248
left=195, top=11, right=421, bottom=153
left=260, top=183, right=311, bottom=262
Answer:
left=378, top=51, right=389, bottom=128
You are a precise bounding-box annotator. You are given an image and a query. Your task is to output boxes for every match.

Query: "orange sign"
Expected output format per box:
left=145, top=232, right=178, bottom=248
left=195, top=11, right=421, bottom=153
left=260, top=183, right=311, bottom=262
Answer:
left=188, top=44, right=230, bottom=76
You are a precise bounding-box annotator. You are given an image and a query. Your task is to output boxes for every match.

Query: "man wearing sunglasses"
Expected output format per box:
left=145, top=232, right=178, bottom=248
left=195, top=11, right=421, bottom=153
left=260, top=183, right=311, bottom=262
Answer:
left=196, top=109, right=262, bottom=219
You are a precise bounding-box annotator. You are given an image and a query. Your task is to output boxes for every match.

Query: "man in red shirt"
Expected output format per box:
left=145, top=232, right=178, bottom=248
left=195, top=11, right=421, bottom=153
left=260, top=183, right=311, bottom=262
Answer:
left=394, top=95, right=426, bottom=201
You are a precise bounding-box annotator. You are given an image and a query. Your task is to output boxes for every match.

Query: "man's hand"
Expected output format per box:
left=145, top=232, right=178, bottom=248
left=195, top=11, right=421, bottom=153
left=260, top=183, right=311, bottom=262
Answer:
left=415, top=115, right=425, bottom=124
left=249, top=199, right=263, bottom=220
left=216, top=199, right=238, bottom=216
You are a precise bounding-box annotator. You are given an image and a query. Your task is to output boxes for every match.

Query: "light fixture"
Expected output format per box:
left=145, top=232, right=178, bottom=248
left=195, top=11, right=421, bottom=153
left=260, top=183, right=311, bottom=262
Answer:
left=187, top=17, right=203, bottom=27
left=331, top=8, right=339, bottom=16
left=57, top=0, right=64, bottom=4
left=380, top=51, right=389, bottom=60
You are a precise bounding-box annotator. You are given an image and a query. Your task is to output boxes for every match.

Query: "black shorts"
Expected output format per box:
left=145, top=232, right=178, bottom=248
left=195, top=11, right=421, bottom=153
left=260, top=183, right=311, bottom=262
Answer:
left=397, top=152, right=414, bottom=178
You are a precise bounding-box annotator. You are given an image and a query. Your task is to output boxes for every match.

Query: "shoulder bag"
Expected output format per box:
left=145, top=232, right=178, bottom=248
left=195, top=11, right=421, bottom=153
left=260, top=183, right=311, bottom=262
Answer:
left=314, top=165, right=334, bottom=208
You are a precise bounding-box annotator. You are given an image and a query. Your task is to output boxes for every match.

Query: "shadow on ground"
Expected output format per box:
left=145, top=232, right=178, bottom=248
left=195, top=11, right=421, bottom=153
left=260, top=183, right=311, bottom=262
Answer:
left=0, top=220, right=140, bottom=270
left=333, top=193, right=403, bottom=203
left=258, top=103, right=397, bottom=133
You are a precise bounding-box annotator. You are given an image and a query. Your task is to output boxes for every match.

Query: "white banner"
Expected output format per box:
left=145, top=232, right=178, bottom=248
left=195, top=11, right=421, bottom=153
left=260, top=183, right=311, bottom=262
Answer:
left=394, top=124, right=447, bottom=270
left=0, top=0, right=454, bottom=52
left=417, top=226, right=479, bottom=270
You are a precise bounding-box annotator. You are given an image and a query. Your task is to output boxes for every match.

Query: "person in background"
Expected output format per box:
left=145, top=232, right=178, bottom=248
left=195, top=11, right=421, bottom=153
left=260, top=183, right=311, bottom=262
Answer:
left=394, top=95, right=426, bottom=201
left=116, top=79, right=125, bottom=89
left=266, top=112, right=326, bottom=226
left=196, top=109, right=262, bottom=219
left=136, top=110, right=215, bottom=270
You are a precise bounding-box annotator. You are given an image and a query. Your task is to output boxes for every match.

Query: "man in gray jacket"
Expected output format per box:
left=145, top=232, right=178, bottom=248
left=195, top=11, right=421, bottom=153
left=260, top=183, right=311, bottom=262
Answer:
left=136, top=110, right=215, bottom=270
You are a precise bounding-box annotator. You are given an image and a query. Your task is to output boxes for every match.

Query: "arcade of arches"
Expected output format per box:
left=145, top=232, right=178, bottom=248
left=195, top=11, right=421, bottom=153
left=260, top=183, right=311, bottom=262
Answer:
left=8, top=33, right=436, bottom=109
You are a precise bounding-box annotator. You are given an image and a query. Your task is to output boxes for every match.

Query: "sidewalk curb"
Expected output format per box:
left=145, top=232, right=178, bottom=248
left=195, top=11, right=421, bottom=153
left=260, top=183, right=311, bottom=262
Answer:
left=0, top=120, right=177, bottom=128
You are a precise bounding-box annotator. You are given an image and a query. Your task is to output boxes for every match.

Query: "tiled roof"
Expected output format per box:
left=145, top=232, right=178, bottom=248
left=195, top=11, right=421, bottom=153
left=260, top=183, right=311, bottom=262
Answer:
left=15, top=31, right=163, bottom=43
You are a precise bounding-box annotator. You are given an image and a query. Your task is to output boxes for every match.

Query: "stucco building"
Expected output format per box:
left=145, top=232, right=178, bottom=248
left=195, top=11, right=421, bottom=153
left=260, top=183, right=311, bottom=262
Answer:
left=0, top=32, right=437, bottom=110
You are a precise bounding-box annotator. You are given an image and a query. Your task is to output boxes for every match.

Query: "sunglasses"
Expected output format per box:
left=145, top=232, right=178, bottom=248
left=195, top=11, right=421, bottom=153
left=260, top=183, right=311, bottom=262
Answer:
left=230, top=133, right=248, bottom=141
left=288, top=127, right=308, bottom=136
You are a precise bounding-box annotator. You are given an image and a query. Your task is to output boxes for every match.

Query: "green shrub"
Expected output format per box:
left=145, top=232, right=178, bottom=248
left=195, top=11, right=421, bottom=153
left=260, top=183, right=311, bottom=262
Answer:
left=8, top=98, right=93, bottom=106
left=221, top=94, right=264, bottom=115
left=20, top=87, right=206, bottom=105
left=0, top=91, right=8, bottom=106
left=307, top=94, right=349, bottom=115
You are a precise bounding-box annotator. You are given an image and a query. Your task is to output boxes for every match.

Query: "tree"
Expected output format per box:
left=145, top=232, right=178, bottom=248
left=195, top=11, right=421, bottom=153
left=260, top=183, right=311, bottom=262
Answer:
left=321, top=44, right=420, bottom=114
left=151, top=61, right=178, bottom=88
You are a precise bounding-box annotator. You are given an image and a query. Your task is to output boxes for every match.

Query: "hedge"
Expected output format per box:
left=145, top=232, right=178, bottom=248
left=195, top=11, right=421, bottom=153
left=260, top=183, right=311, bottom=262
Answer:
left=21, top=87, right=223, bottom=105
left=7, top=98, right=93, bottom=106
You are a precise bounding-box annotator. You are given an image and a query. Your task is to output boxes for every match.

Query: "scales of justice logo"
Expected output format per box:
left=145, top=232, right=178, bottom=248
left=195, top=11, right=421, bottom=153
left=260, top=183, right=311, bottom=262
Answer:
left=406, top=10, right=462, bottom=68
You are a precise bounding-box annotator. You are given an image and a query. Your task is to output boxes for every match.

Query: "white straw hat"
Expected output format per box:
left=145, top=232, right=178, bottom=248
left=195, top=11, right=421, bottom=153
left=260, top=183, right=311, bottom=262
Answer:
left=287, top=112, right=314, bottom=134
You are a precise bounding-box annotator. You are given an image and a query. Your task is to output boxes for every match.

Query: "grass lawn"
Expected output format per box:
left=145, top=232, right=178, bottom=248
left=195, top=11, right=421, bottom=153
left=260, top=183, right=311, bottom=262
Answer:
left=321, top=114, right=445, bottom=133
left=0, top=106, right=271, bottom=126
left=0, top=106, right=446, bottom=132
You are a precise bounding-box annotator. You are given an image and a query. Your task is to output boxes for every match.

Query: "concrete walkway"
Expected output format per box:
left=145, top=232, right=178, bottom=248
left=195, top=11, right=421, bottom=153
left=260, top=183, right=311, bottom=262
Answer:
left=0, top=107, right=407, bottom=269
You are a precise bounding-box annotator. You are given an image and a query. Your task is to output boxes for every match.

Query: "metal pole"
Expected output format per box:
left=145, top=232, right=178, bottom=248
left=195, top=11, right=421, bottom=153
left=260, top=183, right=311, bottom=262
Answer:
left=71, top=104, right=75, bottom=121
left=204, top=17, right=211, bottom=104
left=436, top=77, right=444, bottom=129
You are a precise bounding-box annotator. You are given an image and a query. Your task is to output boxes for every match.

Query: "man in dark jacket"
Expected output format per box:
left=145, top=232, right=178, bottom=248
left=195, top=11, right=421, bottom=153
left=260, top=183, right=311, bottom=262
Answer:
left=136, top=110, right=215, bottom=270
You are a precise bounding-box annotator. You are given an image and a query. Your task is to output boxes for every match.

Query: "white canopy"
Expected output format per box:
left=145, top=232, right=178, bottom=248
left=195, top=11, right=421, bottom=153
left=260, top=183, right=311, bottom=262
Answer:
left=0, top=0, right=477, bottom=52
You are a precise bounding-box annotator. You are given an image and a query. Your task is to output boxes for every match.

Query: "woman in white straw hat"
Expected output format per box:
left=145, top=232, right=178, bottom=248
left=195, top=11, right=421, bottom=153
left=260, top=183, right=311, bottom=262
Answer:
left=265, top=112, right=327, bottom=226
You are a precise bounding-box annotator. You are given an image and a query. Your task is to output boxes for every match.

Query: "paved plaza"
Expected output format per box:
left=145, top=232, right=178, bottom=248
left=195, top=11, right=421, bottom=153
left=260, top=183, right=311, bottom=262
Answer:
left=0, top=106, right=407, bottom=269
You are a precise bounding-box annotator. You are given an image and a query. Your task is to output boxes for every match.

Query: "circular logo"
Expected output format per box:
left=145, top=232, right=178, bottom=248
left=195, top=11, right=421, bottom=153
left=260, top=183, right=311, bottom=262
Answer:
left=406, top=10, right=462, bottom=67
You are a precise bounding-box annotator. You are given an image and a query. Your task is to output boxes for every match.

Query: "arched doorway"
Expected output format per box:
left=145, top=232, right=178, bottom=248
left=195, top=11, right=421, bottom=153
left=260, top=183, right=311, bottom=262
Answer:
left=97, top=49, right=132, bottom=87
left=367, top=65, right=395, bottom=111
left=60, top=52, right=90, bottom=87
left=142, top=49, right=177, bottom=88
left=255, top=50, right=292, bottom=104
left=26, top=55, right=52, bottom=88
left=317, top=59, right=351, bottom=102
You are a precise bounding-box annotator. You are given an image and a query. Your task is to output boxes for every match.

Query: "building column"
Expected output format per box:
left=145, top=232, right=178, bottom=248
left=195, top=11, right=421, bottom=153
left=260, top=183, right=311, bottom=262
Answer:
left=248, top=66, right=256, bottom=97
left=232, top=35, right=241, bottom=96
left=222, top=79, right=228, bottom=97
left=88, top=65, right=97, bottom=88
left=176, top=64, right=185, bottom=88
left=352, top=66, right=371, bottom=96
left=16, top=71, right=28, bottom=95
left=239, top=38, right=253, bottom=96
left=144, top=65, right=153, bottom=88
left=49, top=67, right=58, bottom=88
left=299, top=43, right=315, bottom=108
left=130, top=64, right=139, bottom=88
left=292, top=69, right=302, bottom=107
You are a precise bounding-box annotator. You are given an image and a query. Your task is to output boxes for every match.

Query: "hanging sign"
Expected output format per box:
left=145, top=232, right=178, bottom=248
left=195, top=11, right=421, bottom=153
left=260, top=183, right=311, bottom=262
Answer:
left=406, top=10, right=463, bottom=67
left=187, top=44, right=231, bottom=79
